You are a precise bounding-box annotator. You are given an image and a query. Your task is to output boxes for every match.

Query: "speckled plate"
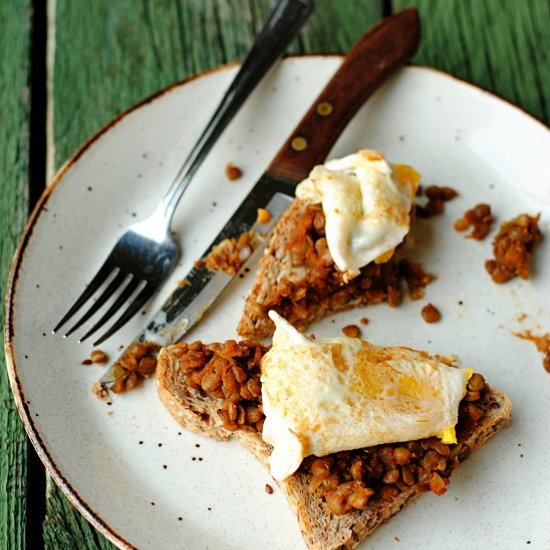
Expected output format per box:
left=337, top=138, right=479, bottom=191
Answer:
left=5, top=57, right=550, bottom=549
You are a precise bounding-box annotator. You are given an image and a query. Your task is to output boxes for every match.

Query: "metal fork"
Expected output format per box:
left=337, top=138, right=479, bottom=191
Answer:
left=53, top=0, right=313, bottom=346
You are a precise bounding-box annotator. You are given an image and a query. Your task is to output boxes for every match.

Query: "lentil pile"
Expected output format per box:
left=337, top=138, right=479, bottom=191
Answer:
left=260, top=203, right=434, bottom=333
left=111, top=342, right=160, bottom=393
left=199, top=230, right=259, bottom=275
left=414, top=185, right=458, bottom=218
left=225, top=162, right=243, bottom=181
left=305, top=372, right=487, bottom=515
left=174, top=340, right=266, bottom=432
left=341, top=324, right=361, bottom=338
left=421, top=303, right=441, bottom=323
left=485, top=213, right=542, bottom=283
left=176, top=341, right=489, bottom=516
left=454, top=203, right=494, bottom=240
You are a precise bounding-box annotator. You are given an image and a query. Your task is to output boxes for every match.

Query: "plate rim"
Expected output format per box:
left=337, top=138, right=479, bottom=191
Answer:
left=4, top=54, right=549, bottom=549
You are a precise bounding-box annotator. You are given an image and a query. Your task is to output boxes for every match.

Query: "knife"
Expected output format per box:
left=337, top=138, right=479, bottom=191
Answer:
left=100, top=8, right=420, bottom=388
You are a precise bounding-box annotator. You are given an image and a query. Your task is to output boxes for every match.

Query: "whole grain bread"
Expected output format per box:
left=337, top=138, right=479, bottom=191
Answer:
left=237, top=198, right=404, bottom=340
left=157, top=344, right=511, bottom=550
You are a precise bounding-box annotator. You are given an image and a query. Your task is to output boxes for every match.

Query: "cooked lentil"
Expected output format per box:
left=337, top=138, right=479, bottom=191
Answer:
left=90, top=349, right=109, bottom=364
left=399, top=259, right=435, bottom=300
left=176, top=340, right=267, bottom=432
left=415, top=185, right=458, bottom=219
left=111, top=341, right=160, bottom=393
left=421, top=303, right=441, bottom=323
left=225, top=162, right=243, bottom=181
left=305, top=371, right=487, bottom=514
left=454, top=203, right=494, bottom=240
left=425, top=186, right=459, bottom=202
left=257, top=208, right=272, bottom=224
left=342, top=324, right=361, bottom=338
left=485, top=214, right=542, bottom=283
left=202, top=230, right=259, bottom=275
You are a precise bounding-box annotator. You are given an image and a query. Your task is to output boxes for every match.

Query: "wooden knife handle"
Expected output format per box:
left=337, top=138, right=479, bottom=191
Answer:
left=267, top=8, right=420, bottom=182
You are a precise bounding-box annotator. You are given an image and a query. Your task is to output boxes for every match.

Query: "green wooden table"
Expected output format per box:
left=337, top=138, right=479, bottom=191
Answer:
left=1, top=1, right=548, bottom=548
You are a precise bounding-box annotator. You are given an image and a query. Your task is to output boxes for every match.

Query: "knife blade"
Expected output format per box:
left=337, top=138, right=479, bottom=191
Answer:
left=100, top=8, right=420, bottom=387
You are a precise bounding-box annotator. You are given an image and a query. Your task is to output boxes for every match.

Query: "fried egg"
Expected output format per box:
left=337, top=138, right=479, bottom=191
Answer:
left=261, top=312, right=471, bottom=481
left=295, top=149, right=420, bottom=281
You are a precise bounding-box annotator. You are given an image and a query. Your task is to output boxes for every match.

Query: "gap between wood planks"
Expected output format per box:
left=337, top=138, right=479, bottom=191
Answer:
left=26, top=0, right=48, bottom=548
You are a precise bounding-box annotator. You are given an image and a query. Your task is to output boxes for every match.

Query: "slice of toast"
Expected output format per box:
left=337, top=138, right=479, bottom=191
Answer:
left=237, top=198, right=430, bottom=340
left=157, top=343, right=511, bottom=550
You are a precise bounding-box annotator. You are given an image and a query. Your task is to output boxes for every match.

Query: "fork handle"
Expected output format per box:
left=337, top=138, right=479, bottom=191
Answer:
left=267, top=8, right=420, bottom=182
left=160, top=0, right=314, bottom=223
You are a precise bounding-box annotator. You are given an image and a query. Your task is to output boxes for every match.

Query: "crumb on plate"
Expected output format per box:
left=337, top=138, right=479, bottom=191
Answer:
left=226, top=162, right=243, bottom=181
left=257, top=208, right=272, bottom=224
left=485, top=213, right=541, bottom=283
left=342, top=324, right=361, bottom=338
left=421, top=303, right=441, bottom=323
left=454, top=203, right=494, bottom=240
left=91, top=349, right=108, bottom=364
left=415, top=185, right=458, bottom=218
left=202, top=230, right=260, bottom=275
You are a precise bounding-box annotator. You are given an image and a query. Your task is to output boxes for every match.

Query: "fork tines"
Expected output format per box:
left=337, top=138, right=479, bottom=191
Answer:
left=53, top=262, right=154, bottom=346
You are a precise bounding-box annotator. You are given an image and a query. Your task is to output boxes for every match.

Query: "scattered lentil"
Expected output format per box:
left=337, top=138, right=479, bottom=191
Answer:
left=485, top=213, right=542, bottom=283
left=257, top=208, right=272, bottom=224
left=90, top=349, right=108, bottom=364
left=342, top=324, right=361, bottom=338
left=225, top=162, right=243, bottom=181
left=421, top=303, right=441, bottom=323
left=110, top=342, right=160, bottom=393
left=454, top=203, right=494, bottom=240
left=202, top=230, right=259, bottom=275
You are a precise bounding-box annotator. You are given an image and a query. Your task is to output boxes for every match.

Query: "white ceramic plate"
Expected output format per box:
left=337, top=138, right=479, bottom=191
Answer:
left=6, top=57, right=550, bottom=550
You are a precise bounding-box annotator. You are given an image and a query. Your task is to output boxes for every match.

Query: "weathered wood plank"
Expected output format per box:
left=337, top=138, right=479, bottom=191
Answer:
left=53, top=0, right=383, bottom=165
left=395, top=0, right=550, bottom=123
left=0, top=0, right=32, bottom=549
left=48, top=1, right=383, bottom=547
left=43, top=478, right=114, bottom=550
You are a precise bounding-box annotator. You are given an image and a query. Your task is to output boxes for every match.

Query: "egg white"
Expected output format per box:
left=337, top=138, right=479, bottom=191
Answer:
left=261, top=312, right=470, bottom=480
left=295, top=149, right=419, bottom=280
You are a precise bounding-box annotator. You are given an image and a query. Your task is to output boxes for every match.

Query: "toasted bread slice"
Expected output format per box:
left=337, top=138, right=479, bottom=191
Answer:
left=237, top=199, right=430, bottom=340
left=157, top=343, right=511, bottom=550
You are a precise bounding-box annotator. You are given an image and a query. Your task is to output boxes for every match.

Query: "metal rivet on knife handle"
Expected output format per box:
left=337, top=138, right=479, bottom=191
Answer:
left=266, top=9, right=419, bottom=184
left=291, top=136, right=308, bottom=151
left=316, top=101, right=333, bottom=116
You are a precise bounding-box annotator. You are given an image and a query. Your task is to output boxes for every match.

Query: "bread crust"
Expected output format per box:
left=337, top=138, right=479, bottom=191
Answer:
left=157, top=345, right=511, bottom=550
